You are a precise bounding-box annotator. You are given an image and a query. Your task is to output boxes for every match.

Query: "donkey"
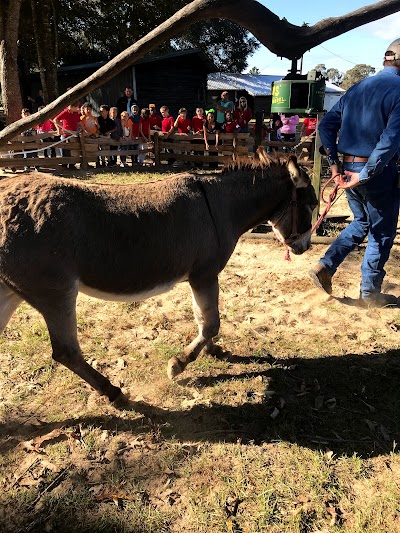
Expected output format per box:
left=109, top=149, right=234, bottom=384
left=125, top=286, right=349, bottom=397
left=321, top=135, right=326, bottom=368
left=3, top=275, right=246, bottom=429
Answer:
left=0, top=149, right=317, bottom=404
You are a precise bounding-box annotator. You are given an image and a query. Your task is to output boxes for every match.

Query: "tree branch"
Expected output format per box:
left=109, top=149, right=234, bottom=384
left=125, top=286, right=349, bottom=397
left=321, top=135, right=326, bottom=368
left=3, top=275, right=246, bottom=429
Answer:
left=0, top=0, right=399, bottom=145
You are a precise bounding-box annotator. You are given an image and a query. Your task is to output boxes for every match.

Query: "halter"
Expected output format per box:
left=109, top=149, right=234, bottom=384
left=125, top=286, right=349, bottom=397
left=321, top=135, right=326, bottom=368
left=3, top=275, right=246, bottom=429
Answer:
left=269, top=186, right=311, bottom=248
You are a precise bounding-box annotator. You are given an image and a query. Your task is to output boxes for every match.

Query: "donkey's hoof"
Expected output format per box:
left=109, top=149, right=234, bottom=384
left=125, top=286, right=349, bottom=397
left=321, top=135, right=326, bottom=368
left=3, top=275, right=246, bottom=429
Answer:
left=111, top=391, right=130, bottom=408
left=167, top=357, right=185, bottom=380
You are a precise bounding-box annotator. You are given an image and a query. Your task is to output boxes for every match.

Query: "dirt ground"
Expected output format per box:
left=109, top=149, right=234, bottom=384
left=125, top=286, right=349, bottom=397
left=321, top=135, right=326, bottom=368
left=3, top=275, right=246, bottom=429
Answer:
left=1, top=169, right=400, bottom=532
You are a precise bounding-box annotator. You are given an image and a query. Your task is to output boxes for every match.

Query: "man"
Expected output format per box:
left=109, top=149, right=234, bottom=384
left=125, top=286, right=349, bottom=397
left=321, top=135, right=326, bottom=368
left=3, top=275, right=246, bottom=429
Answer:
left=309, top=38, right=400, bottom=307
left=116, top=86, right=138, bottom=116
left=215, top=91, right=234, bottom=130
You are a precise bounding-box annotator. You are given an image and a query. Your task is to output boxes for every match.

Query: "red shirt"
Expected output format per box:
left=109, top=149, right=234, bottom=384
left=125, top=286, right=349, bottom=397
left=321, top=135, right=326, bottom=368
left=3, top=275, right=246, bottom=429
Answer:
left=162, top=116, right=174, bottom=133
left=233, top=107, right=252, bottom=129
left=55, top=108, right=81, bottom=132
left=303, top=117, right=317, bottom=136
left=192, top=116, right=205, bottom=133
left=176, top=117, right=192, bottom=134
left=36, top=119, right=54, bottom=133
left=223, top=120, right=239, bottom=133
left=131, top=119, right=140, bottom=138
left=149, top=114, right=162, bottom=129
left=140, top=117, right=150, bottom=138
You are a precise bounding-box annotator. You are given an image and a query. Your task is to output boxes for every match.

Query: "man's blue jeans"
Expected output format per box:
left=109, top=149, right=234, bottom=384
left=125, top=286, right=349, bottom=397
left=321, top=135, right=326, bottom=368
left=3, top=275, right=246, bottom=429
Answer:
left=320, top=161, right=399, bottom=299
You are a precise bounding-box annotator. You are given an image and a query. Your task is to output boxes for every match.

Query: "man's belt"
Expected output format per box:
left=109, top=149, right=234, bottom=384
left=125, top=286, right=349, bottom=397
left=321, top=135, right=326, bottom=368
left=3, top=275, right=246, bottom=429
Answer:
left=343, top=155, right=369, bottom=162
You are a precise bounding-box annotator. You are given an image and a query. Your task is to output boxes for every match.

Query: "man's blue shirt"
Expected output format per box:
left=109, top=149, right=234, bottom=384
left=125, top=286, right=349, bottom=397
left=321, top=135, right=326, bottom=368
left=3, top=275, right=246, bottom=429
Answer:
left=318, top=66, right=400, bottom=182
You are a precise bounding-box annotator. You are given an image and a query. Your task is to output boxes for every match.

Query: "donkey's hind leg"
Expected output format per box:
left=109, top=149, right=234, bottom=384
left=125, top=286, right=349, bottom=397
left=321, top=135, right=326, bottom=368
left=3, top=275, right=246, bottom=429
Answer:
left=167, top=278, right=220, bottom=379
left=0, top=280, right=23, bottom=333
left=39, top=288, right=122, bottom=402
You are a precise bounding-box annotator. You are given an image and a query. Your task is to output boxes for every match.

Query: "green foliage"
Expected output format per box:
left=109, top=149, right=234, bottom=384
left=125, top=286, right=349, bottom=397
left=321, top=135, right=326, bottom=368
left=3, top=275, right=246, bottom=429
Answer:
left=248, top=66, right=261, bottom=75
left=19, top=1, right=259, bottom=72
left=340, top=63, right=376, bottom=89
left=314, top=63, right=375, bottom=89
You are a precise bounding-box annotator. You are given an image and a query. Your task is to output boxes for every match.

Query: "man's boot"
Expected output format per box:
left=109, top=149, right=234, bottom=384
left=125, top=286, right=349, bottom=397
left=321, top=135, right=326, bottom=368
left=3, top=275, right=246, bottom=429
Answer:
left=308, top=264, right=333, bottom=295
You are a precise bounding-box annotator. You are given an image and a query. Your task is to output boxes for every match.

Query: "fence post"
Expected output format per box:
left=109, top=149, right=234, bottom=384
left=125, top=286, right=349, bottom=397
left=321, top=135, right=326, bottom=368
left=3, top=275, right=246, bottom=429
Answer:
left=79, top=133, right=89, bottom=170
left=311, top=112, right=324, bottom=227
left=153, top=132, right=160, bottom=166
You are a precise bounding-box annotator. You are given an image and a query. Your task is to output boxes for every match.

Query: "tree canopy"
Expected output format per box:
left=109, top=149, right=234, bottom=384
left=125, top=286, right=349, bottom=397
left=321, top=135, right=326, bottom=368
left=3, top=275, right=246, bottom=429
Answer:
left=314, top=63, right=376, bottom=88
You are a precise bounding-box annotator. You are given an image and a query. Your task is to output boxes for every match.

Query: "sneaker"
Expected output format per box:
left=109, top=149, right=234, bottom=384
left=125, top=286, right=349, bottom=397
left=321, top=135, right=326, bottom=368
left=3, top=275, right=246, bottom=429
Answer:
left=308, top=264, right=332, bottom=295
left=10, top=167, right=16, bottom=173
left=120, top=163, right=125, bottom=168
left=360, top=293, right=400, bottom=308
left=24, top=166, right=29, bottom=172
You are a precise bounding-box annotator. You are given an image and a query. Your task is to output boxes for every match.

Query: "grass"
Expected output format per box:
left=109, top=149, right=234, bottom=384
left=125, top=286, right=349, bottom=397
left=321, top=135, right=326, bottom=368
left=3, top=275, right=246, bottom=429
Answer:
left=1, top=166, right=400, bottom=531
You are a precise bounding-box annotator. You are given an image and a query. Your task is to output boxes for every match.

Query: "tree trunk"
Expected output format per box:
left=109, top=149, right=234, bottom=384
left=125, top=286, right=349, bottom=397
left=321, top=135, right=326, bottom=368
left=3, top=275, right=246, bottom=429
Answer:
left=1, top=0, right=400, bottom=142
left=30, top=0, right=59, bottom=104
left=0, top=0, right=23, bottom=124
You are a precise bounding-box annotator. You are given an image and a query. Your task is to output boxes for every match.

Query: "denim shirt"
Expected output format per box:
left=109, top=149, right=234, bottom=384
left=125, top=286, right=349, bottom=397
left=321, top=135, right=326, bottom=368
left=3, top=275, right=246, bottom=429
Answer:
left=318, top=66, right=400, bottom=182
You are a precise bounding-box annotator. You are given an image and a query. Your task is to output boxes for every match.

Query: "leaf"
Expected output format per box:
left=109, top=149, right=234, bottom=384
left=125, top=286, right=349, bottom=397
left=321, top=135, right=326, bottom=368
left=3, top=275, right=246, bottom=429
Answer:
left=20, top=428, right=78, bottom=453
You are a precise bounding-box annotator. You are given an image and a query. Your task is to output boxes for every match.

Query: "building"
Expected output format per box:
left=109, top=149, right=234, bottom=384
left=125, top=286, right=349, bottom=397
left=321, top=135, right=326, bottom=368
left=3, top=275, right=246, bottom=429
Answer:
left=207, top=72, right=345, bottom=115
left=28, top=49, right=217, bottom=117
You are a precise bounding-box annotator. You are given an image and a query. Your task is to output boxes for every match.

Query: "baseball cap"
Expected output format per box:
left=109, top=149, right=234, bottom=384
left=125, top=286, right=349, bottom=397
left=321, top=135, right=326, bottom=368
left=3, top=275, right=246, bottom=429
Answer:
left=384, top=38, right=400, bottom=61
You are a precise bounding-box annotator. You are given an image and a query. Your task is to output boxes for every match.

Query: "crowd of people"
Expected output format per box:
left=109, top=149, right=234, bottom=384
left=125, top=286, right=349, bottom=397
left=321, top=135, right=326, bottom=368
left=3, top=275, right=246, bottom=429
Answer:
left=17, top=85, right=317, bottom=170
left=17, top=87, right=256, bottom=170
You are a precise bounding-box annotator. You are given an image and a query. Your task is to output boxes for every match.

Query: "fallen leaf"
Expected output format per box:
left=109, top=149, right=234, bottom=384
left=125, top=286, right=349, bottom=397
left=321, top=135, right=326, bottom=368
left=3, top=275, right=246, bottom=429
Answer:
left=20, top=428, right=78, bottom=453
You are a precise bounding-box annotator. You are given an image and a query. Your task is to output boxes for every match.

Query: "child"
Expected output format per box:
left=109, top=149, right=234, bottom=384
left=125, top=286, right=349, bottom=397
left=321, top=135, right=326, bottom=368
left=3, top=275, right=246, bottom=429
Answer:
left=36, top=106, right=55, bottom=157
left=148, top=104, right=162, bottom=131
left=203, top=109, right=219, bottom=168
left=138, top=108, right=150, bottom=165
left=174, top=107, right=192, bottom=134
left=119, top=111, right=133, bottom=167
left=160, top=106, right=175, bottom=165
left=191, top=107, right=205, bottom=134
left=97, top=104, right=117, bottom=167
left=130, top=104, right=141, bottom=163
left=80, top=103, right=99, bottom=138
left=21, top=108, right=38, bottom=171
left=222, top=110, right=240, bottom=133
left=109, top=106, right=122, bottom=166
left=53, top=102, right=81, bottom=167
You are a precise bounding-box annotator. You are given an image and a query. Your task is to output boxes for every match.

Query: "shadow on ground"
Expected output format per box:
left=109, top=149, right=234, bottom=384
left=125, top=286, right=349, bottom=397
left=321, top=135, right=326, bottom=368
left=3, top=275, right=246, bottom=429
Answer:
left=2, top=349, right=400, bottom=458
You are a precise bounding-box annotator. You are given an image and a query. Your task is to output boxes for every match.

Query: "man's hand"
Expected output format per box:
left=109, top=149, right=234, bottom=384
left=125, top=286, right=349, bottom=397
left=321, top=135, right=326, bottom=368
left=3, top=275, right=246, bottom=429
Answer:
left=340, top=171, right=360, bottom=189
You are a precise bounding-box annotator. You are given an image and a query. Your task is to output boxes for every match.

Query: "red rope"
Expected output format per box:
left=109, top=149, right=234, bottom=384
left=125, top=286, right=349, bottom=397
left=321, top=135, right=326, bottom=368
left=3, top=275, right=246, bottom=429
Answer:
left=310, top=174, right=341, bottom=234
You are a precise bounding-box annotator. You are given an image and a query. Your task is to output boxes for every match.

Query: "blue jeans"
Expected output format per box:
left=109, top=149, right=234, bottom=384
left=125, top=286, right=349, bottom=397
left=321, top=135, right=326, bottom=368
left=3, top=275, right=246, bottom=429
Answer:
left=320, top=160, right=399, bottom=298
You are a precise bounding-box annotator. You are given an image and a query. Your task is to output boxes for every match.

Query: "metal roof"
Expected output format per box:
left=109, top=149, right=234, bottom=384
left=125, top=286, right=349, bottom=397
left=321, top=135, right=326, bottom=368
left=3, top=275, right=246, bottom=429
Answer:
left=208, top=73, right=345, bottom=96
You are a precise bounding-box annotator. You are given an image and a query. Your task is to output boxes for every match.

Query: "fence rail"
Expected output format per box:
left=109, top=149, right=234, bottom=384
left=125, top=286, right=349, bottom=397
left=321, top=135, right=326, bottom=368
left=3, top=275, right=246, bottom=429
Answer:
left=0, top=130, right=317, bottom=171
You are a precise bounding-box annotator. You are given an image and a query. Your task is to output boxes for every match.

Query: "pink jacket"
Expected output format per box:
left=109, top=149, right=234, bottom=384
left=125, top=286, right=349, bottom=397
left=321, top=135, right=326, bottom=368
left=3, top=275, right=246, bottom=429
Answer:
left=280, top=114, right=299, bottom=135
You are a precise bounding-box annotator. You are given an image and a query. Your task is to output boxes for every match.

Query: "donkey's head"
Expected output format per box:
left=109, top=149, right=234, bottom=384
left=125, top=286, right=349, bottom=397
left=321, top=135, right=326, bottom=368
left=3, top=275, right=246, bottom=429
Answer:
left=257, top=148, right=318, bottom=255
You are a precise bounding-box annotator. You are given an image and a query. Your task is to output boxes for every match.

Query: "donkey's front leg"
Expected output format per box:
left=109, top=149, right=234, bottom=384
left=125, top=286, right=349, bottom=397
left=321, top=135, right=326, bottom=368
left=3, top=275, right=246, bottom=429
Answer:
left=167, top=278, right=220, bottom=379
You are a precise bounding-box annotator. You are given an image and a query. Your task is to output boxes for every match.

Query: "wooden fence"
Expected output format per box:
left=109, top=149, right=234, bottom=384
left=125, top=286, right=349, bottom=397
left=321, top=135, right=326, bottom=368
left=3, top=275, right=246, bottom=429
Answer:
left=0, top=131, right=257, bottom=170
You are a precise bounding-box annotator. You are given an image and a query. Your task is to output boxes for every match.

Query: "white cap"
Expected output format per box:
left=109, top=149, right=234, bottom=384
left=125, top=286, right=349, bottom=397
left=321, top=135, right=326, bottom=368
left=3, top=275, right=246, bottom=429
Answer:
left=384, top=38, right=400, bottom=61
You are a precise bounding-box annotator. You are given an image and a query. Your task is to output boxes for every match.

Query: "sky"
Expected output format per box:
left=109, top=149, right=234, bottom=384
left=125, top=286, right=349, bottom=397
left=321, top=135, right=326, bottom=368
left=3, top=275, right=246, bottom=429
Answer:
left=244, top=1, right=400, bottom=76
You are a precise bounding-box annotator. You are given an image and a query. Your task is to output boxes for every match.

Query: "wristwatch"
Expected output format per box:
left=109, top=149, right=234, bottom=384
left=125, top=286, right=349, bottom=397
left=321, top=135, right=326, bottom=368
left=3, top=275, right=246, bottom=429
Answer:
left=326, top=154, right=340, bottom=167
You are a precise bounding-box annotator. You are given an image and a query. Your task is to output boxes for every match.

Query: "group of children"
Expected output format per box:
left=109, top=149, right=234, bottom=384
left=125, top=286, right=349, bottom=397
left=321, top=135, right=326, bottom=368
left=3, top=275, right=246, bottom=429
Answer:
left=18, top=99, right=254, bottom=170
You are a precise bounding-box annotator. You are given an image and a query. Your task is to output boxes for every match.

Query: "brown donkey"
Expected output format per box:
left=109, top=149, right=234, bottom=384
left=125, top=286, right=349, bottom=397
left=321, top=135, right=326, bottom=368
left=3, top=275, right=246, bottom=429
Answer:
left=0, top=149, right=317, bottom=403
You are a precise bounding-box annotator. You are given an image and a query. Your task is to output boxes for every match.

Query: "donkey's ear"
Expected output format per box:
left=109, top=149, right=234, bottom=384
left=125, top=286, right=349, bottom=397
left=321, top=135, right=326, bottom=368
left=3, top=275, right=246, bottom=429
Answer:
left=287, top=155, right=309, bottom=188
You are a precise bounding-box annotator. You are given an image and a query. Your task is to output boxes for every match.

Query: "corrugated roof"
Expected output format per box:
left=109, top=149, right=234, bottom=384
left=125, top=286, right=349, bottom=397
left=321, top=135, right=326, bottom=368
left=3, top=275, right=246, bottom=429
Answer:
left=208, top=73, right=345, bottom=95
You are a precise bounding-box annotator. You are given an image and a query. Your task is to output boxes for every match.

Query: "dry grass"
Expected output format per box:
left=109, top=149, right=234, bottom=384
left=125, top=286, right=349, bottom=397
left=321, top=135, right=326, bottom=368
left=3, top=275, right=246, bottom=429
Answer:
left=1, top=166, right=400, bottom=532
